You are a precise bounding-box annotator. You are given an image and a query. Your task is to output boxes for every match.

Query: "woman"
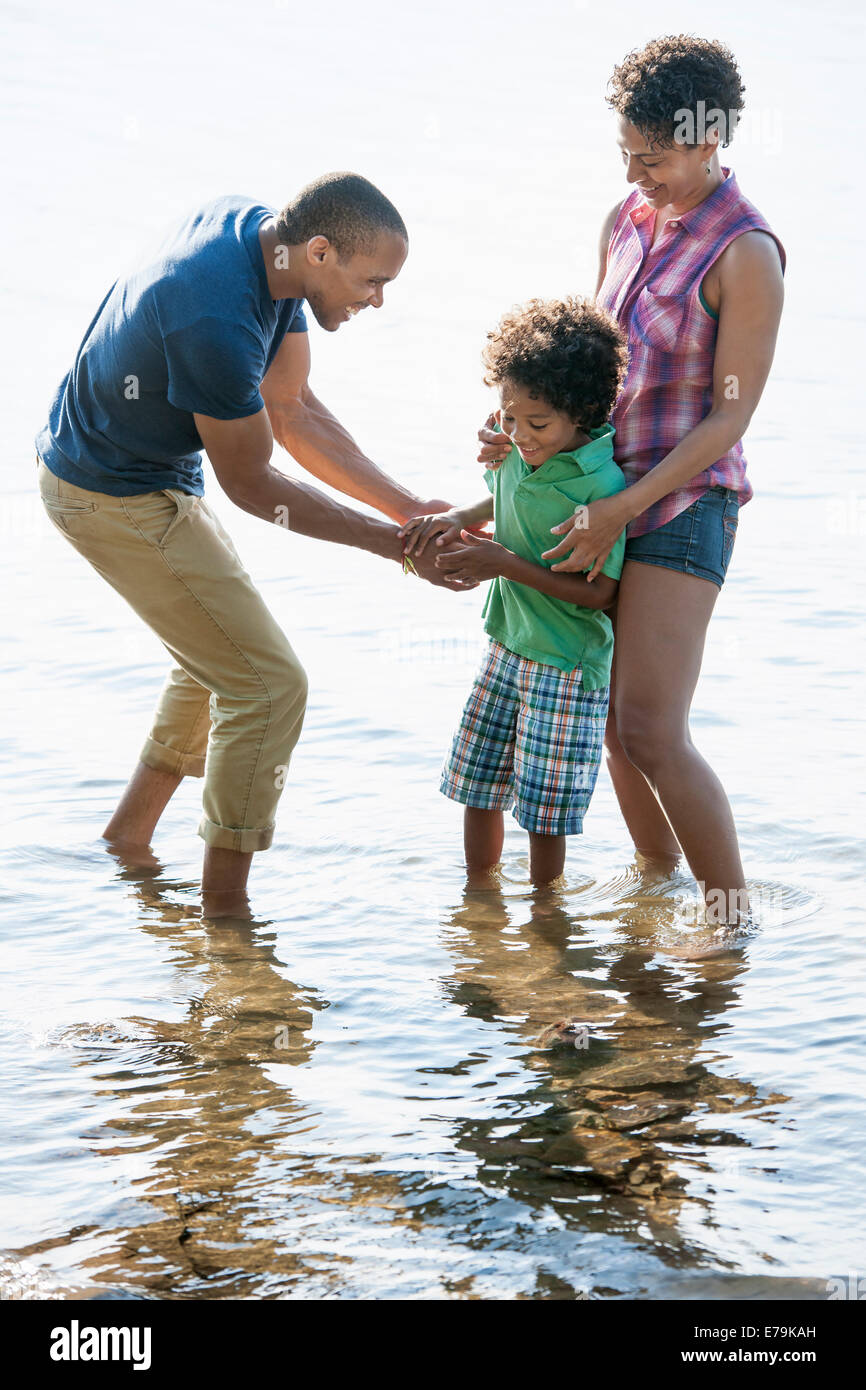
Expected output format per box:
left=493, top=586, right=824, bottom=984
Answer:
left=479, top=36, right=785, bottom=926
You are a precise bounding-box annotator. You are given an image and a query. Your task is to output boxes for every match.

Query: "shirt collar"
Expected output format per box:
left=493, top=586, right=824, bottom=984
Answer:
left=628, top=166, right=737, bottom=235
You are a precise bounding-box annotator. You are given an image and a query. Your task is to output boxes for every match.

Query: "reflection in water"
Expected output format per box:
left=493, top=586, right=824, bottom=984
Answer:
left=13, top=857, right=332, bottom=1297
left=0, top=842, right=847, bottom=1300
left=427, top=868, right=788, bottom=1290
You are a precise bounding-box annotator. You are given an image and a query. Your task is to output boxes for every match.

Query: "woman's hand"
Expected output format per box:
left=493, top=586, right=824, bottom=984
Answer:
left=435, top=530, right=507, bottom=583
left=541, top=492, right=630, bottom=581
left=477, top=413, right=511, bottom=471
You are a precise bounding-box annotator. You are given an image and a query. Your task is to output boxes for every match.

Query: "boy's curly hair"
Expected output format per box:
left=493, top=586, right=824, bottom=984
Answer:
left=482, top=297, right=627, bottom=430
left=607, top=35, right=745, bottom=147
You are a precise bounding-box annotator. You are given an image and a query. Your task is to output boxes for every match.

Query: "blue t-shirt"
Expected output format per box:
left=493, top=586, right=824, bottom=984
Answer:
left=36, top=196, right=308, bottom=496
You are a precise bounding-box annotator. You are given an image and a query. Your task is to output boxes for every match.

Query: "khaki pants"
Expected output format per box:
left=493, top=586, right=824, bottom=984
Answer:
left=37, top=456, right=308, bottom=852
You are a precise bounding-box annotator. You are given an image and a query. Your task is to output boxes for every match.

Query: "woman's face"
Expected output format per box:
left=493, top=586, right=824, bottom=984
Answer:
left=616, top=115, right=719, bottom=210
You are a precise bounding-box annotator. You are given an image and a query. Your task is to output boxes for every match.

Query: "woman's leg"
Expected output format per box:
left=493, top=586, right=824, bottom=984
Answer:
left=528, top=832, right=566, bottom=885
left=611, top=560, right=748, bottom=924
left=604, top=600, right=683, bottom=868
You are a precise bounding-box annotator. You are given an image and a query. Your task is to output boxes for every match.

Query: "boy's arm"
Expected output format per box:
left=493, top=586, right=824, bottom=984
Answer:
left=436, top=531, right=619, bottom=611
left=499, top=549, right=618, bottom=611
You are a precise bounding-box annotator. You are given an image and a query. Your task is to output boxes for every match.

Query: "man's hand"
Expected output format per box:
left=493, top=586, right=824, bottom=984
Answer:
left=541, top=493, right=630, bottom=581
left=412, top=539, right=480, bottom=591
left=398, top=508, right=486, bottom=558
left=402, top=497, right=454, bottom=522
left=477, top=413, right=511, bottom=470
left=434, top=530, right=507, bottom=583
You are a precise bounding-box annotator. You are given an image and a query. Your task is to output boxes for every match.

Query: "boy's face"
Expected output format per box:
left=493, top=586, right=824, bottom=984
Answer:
left=496, top=381, right=585, bottom=469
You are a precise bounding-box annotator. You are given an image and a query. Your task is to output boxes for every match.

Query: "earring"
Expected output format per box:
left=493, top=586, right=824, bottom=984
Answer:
left=706, top=164, right=712, bottom=175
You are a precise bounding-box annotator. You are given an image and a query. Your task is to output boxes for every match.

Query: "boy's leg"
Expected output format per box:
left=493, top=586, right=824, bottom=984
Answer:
left=464, top=807, right=505, bottom=887
left=528, top=832, right=566, bottom=885
left=440, top=641, right=519, bottom=880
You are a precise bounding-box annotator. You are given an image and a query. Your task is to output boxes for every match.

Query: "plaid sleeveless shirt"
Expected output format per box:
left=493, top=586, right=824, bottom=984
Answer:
left=597, top=168, right=786, bottom=537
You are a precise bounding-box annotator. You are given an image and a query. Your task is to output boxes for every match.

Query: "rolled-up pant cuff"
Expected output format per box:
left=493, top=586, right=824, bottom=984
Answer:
left=197, top=816, right=274, bottom=852
left=140, top=736, right=206, bottom=779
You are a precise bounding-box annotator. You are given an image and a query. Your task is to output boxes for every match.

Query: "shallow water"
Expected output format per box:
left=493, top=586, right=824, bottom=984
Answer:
left=1, top=0, right=864, bottom=1299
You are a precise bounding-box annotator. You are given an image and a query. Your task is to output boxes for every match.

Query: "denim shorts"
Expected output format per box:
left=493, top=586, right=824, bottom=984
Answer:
left=624, top=486, right=739, bottom=588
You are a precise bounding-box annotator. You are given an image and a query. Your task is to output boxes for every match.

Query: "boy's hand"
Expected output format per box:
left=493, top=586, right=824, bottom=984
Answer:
left=399, top=509, right=474, bottom=558
left=412, top=540, right=479, bottom=591
left=477, top=413, right=511, bottom=470
left=435, top=530, right=507, bottom=582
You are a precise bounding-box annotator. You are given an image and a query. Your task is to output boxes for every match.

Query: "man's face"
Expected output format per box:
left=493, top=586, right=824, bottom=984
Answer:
left=496, top=381, right=584, bottom=469
left=303, top=231, right=408, bottom=332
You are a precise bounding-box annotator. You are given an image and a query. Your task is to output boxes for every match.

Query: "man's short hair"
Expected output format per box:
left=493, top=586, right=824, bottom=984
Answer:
left=275, top=172, right=408, bottom=260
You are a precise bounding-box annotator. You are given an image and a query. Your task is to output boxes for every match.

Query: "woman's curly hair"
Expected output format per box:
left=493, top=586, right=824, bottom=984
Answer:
left=482, top=297, right=627, bottom=430
left=607, top=35, right=745, bottom=147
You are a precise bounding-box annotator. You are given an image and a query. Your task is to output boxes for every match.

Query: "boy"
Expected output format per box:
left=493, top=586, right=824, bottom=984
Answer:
left=400, top=297, right=628, bottom=885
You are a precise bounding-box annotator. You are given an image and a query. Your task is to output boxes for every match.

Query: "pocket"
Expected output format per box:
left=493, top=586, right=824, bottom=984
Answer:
left=41, top=496, right=97, bottom=515
left=39, top=490, right=98, bottom=535
left=630, top=288, right=714, bottom=354
left=122, top=488, right=197, bottom=549
left=156, top=488, right=197, bottom=549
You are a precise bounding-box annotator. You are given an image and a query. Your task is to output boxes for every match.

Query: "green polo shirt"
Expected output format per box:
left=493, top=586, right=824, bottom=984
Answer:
left=482, top=423, right=627, bottom=687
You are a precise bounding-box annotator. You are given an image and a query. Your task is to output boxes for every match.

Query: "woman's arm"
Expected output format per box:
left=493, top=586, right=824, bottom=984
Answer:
left=544, top=229, right=785, bottom=576
left=435, top=531, right=618, bottom=611
left=594, top=200, right=624, bottom=297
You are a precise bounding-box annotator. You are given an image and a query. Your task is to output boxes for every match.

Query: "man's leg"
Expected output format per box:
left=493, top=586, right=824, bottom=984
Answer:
left=201, top=845, right=254, bottom=916
left=104, top=660, right=212, bottom=849
left=103, top=762, right=183, bottom=847
left=38, top=466, right=308, bottom=911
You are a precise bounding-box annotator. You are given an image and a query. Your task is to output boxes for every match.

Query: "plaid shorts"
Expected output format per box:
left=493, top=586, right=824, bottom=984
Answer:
left=440, top=640, right=610, bottom=835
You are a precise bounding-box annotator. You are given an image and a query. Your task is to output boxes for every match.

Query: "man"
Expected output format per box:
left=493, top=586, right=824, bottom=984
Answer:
left=36, top=172, right=471, bottom=917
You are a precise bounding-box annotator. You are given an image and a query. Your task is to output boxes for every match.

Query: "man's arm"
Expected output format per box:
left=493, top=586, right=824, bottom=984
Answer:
left=260, top=330, right=441, bottom=524
left=192, top=408, right=472, bottom=590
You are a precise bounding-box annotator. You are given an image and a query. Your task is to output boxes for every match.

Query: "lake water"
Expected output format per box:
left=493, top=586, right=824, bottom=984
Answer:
left=1, top=0, right=864, bottom=1300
